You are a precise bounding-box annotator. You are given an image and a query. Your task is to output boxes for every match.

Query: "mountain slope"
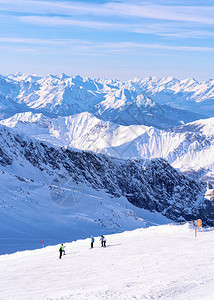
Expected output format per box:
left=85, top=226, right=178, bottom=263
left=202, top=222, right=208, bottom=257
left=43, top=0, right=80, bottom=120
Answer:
left=1, top=224, right=214, bottom=300
left=0, top=124, right=213, bottom=230
left=92, top=89, right=205, bottom=128
left=1, top=112, right=213, bottom=183
left=0, top=111, right=150, bottom=150
left=105, top=118, right=214, bottom=183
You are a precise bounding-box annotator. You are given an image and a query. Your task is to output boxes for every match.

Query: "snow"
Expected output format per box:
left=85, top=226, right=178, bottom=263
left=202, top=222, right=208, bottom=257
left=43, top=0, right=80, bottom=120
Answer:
left=0, top=73, right=210, bottom=122
left=121, top=76, right=214, bottom=117
left=0, top=111, right=150, bottom=150
left=0, top=224, right=214, bottom=300
left=177, top=117, right=214, bottom=136
left=0, top=165, right=149, bottom=255
left=1, top=136, right=176, bottom=255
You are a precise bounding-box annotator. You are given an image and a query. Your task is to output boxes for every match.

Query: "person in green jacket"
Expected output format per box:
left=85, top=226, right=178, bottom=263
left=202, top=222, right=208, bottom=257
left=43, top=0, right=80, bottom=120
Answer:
left=61, top=243, right=66, bottom=255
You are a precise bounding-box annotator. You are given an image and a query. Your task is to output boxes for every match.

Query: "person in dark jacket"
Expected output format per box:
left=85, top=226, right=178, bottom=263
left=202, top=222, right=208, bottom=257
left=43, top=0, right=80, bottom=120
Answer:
left=100, top=235, right=104, bottom=247
left=59, top=245, right=63, bottom=259
left=91, top=236, right=95, bottom=248
left=103, top=235, right=106, bottom=247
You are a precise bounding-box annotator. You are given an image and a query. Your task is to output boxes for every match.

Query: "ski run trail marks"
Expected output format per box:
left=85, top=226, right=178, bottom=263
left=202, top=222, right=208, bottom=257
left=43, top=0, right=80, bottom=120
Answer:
left=0, top=224, right=214, bottom=300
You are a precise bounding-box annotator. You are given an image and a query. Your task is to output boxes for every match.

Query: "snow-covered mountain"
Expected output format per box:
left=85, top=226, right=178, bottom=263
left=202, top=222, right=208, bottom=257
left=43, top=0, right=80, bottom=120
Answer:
left=0, top=123, right=213, bottom=235
left=0, top=73, right=209, bottom=128
left=105, top=118, right=214, bottom=183
left=99, top=76, right=214, bottom=117
left=0, top=111, right=150, bottom=150
left=1, top=112, right=213, bottom=183
left=135, top=77, right=214, bottom=117
left=0, top=73, right=214, bottom=255
left=0, top=74, right=102, bottom=118
left=91, top=88, right=205, bottom=128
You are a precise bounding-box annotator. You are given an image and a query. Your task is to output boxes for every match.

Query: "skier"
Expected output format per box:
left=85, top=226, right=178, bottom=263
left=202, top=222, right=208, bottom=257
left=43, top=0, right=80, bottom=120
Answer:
left=61, top=243, right=66, bottom=255
left=100, top=235, right=104, bottom=247
left=103, top=235, right=106, bottom=247
left=91, top=236, right=95, bottom=248
left=59, top=245, right=63, bottom=259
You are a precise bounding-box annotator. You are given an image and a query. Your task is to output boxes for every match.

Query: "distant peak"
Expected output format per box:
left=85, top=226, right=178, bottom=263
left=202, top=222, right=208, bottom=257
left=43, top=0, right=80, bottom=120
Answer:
left=145, top=76, right=157, bottom=82
left=45, top=74, right=60, bottom=80
left=133, top=76, right=140, bottom=82
left=73, top=75, right=83, bottom=80
left=181, top=77, right=198, bottom=84
left=60, top=73, right=69, bottom=80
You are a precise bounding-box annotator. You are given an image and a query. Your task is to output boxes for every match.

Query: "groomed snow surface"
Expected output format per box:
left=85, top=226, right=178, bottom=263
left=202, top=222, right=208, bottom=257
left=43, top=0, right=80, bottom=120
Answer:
left=1, top=224, right=214, bottom=300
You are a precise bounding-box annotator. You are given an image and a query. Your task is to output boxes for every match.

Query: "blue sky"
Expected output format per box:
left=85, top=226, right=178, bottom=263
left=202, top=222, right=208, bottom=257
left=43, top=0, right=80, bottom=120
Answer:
left=0, top=0, right=214, bottom=80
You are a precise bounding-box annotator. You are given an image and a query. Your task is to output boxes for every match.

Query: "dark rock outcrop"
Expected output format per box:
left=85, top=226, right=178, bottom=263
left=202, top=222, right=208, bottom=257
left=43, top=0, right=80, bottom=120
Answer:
left=0, top=125, right=213, bottom=225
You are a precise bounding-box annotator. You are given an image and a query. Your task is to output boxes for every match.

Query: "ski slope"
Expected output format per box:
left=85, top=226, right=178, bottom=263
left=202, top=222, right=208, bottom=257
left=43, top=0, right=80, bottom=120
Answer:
left=0, top=224, right=214, bottom=300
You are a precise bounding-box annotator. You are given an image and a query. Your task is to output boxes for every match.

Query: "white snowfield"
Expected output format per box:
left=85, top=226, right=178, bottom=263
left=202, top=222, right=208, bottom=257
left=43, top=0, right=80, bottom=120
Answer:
left=1, top=224, right=214, bottom=300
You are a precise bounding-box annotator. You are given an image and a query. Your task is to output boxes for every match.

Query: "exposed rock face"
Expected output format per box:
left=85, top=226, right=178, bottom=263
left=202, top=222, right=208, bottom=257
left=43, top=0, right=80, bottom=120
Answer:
left=1, top=125, right=213, bottom=226
left=0, top=147, right=13, bottom=166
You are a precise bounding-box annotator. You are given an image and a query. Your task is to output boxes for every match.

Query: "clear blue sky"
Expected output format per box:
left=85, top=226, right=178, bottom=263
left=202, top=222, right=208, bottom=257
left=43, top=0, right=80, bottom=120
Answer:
left=0, top=0, right=214, bottom=80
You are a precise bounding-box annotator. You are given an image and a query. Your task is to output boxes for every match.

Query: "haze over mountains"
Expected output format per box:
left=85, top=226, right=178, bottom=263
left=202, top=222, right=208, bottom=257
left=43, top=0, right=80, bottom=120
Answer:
left=0, top=73, right=213, bottom=254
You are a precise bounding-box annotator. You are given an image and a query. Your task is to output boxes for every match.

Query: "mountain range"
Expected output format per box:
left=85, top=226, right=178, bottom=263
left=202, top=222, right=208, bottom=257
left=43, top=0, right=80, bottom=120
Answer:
left=1, top=73, right=211, bottom=126
left=0, top=73, right=213, bottom=254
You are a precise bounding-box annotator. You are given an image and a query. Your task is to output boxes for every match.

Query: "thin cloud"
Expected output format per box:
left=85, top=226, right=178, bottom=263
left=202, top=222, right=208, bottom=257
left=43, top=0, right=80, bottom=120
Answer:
left=18, top=15, right=214, bottom=40
left=0, top=0, right=214, bottom=25
left=0, top=1, right=214, bottom=42
left=106, top=2, right=214, bottom=25
left=19, top=15, right=130, bottom=30
left=0, top=37, right=66, bottom=45
left=1, top=37, right=214, bottom=54
left=96, top=41, right=214, bottom=53
left=0, top=44, right=36, bottom=53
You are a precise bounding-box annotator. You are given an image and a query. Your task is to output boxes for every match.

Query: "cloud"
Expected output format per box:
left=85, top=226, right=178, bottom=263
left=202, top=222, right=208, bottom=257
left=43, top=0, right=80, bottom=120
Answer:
left=0, top=0, right=214, bottom=25
left=95, top=41, right=214, bottom=53
left=18, top=15, right=214, bottom=40
left=106, top=2, right=214, bottom=25
left=0, top=1, right=213, bottom=42
left=0, top=37, right=66, bottom=45
left=1, top=37, right=214, bottom=55
left=19, top=15, right=125, bottom=30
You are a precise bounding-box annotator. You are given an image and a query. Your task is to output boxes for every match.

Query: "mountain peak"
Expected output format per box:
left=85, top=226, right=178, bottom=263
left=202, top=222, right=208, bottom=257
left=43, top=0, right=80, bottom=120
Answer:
left=60, top=73, right=70, bottom=80
left=181, top=77, right=198, bottom=85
